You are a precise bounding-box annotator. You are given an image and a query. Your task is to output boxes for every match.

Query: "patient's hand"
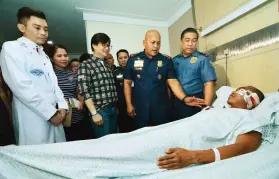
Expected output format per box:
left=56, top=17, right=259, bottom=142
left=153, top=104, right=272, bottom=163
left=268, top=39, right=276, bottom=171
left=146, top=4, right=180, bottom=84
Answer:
left=157, top=148, right=196, bottom=170
left=184, top=97, right=206, bottom=108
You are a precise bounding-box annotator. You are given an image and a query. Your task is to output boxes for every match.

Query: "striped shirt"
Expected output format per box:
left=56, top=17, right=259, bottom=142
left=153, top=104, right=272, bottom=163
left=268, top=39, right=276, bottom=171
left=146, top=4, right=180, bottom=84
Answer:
left=54, top=68, right=84, bottom=124
left=77, top=56, right=117, bottom=110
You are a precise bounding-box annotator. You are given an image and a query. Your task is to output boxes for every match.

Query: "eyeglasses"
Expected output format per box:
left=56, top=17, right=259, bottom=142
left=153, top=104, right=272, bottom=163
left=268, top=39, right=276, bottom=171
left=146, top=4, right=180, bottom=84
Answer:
left=101, top=44, right=112, bottom=49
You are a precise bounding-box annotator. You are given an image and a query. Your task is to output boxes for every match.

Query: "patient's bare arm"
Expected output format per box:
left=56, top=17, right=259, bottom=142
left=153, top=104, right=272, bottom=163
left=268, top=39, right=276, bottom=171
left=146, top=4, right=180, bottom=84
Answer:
left=157, top=131, right=262, bottom=170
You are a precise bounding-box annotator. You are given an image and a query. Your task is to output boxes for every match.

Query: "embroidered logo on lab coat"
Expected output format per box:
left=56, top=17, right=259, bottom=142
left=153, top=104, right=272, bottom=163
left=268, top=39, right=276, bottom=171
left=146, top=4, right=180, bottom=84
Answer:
left=30, top=69, right=44, bottom=76
left=20, top=43, right=28, bottom=48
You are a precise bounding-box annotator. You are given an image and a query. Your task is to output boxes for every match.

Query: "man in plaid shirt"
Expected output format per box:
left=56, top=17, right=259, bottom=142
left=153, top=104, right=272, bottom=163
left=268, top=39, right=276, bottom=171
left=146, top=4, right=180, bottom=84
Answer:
left=78, top=33, right=118, bottom=138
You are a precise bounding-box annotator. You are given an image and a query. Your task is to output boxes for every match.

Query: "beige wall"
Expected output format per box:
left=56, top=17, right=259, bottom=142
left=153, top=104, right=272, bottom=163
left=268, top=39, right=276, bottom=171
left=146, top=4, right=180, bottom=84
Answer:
left=214, top=43, right=279, bottom=93
left=193, top=0, right=279, bottom=92
left=168, top=9, right=195, bottom=57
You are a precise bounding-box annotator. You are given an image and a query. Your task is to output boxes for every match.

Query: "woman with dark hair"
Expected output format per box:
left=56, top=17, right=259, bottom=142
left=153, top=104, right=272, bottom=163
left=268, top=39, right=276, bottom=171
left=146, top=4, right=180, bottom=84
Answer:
left=48, top=44, right=91, bottom=141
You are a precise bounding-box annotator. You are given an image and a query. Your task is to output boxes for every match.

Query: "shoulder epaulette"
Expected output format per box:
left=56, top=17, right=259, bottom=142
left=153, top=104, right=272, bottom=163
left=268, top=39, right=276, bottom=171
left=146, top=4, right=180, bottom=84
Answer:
left=162, top=54, right=172, bottom=59
left=198, top=51, right=209, bottom=57
left=173, top=54, right=181, bottom=59
left=129, top=52, right=140, bottom=58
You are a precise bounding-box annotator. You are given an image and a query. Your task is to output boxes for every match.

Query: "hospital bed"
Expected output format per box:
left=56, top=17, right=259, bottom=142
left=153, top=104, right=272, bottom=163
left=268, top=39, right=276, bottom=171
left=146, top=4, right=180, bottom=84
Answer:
left=0, top=86, right=278, bottom=179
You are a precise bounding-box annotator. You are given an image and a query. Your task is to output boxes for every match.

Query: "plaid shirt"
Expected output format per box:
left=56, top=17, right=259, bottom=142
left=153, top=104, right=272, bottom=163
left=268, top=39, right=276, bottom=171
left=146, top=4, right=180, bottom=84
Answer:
left=77, top=56, right=118, bottom=110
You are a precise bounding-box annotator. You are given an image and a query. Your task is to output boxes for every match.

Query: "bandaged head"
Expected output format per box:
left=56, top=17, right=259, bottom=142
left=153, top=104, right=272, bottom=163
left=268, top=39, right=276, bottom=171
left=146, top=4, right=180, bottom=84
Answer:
left=236, top=89, right=260, bottom=109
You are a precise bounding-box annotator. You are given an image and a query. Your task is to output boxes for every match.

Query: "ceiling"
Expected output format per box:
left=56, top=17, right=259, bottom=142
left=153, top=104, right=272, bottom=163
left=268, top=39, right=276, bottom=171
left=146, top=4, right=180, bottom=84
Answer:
left=0, top=0, right=191, bottom=54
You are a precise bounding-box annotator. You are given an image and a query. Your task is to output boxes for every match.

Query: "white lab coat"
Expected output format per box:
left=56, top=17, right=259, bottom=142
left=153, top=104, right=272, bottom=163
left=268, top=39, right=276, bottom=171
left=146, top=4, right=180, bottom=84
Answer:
left=0, top=37, right=68, bottom=145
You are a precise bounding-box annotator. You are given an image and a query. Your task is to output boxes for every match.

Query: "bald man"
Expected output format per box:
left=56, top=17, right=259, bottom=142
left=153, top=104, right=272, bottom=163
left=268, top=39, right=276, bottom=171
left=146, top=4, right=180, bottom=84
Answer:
left=124, top=30, right=205, bottom=129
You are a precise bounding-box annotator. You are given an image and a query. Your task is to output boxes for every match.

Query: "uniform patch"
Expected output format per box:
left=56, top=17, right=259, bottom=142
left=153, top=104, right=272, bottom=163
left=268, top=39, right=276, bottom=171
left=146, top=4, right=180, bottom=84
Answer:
left=190, top=57, right=197, bottom=63
left=137, top=74, right=141, bottom=79
left=158, top=74, right=162, bottom=80
left=30, top=69, right=44, bottom=76
left=157, top=60, right=163, bottom=67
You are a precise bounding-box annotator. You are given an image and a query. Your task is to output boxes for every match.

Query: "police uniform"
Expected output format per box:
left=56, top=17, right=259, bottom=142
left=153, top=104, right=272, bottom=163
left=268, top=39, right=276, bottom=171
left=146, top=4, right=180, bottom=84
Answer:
left=172, top=50, right=217, bottom=121
left=114, top=66, right=135, bottom=133
left=124, top=51, right=176, bottom=129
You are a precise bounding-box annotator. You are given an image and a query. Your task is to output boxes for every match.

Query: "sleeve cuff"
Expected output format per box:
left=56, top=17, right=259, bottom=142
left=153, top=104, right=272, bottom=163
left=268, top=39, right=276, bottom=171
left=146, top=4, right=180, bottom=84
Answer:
left=45, top=107, right=58, bottom=121
left=58, top=101, right=69, bottom=110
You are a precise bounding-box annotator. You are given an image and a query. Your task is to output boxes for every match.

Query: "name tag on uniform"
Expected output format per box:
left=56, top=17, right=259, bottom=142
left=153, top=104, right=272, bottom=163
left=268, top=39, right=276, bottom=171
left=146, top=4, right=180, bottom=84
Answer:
left=134, top=58, right=144, bottom=70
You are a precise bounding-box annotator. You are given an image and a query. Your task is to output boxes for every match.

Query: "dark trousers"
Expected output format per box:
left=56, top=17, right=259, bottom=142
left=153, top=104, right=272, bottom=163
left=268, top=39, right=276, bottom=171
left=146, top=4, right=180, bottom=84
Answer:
left=117, top=111, right=135, bottom=133
left=64, top=115, right=92, bottom=142
left=171, top=98, right=202, bottom=121
left=134, top=104, right=170, bottom=129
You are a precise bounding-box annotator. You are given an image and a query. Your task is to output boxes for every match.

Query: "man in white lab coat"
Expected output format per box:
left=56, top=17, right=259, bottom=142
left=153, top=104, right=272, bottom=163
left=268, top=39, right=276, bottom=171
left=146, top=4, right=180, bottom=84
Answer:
left=0, top=7, right=68, bottom=145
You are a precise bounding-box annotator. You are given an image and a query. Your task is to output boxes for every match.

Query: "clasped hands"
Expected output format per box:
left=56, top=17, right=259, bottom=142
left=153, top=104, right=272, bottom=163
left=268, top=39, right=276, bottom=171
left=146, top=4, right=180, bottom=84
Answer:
left=49, top=109, right=66, bottom=126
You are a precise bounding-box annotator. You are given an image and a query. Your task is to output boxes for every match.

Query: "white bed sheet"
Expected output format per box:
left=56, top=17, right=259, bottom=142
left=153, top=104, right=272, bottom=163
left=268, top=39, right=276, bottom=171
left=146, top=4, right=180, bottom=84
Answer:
left=137, top=128, right=279, bottom=179
left=0, top=108, right=278, bottom=179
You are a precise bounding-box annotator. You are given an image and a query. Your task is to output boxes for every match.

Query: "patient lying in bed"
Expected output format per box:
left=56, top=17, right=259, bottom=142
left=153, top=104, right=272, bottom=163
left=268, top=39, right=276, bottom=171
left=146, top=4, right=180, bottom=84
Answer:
left=157, top=86, right=265, bottom=170
left=1, top=86, right=276, bottom=179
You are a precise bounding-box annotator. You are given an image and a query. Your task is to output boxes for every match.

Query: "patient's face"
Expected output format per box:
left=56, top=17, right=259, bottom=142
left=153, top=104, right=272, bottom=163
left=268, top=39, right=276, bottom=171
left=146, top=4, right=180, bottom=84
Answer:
left=227, top=89, right=248, bottom=109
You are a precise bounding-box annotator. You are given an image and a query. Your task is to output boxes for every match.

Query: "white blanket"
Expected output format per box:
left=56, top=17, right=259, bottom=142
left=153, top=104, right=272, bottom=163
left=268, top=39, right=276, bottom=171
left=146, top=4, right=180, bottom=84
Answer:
left=0, top=108, right=277, bottom=179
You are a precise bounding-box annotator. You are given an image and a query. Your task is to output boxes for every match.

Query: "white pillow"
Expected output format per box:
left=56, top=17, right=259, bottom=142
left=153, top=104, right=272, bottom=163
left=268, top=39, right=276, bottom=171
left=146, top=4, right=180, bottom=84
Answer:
left=251, top=95, right=279, bottom=125
left=213, top=86, right=235, bottom=108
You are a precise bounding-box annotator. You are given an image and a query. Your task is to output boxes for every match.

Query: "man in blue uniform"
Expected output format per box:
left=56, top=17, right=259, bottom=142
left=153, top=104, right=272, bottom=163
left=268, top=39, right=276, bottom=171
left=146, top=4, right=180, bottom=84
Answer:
left=114, top=49, right=135, bottom=133
left=124, top=30, right=205, bottom=129
left=172, top=28, right=217, bottom=121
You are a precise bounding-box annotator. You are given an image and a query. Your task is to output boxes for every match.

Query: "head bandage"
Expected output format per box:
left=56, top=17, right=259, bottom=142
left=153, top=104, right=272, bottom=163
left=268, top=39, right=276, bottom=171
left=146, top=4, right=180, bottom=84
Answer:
left=236, top=89, right=260, bottom=109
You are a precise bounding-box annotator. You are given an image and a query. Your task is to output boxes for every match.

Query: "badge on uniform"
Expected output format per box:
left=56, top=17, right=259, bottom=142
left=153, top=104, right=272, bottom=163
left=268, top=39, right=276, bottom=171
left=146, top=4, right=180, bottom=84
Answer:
left=137, top=74, right=141, bottom=79
left=157, top=74, right=162, bottom=80
left=190, top=57, right=197, bottom=64
left=157, top=60, right=163, bottom=67
left=134, top=58, right=144, bottom=70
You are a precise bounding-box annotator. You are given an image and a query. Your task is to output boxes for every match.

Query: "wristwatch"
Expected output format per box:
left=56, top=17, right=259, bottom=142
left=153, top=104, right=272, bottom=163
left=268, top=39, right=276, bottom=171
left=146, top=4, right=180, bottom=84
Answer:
left=91, top=111, right=98, bottom=116
left=181, top=95, right=187, bottom=102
